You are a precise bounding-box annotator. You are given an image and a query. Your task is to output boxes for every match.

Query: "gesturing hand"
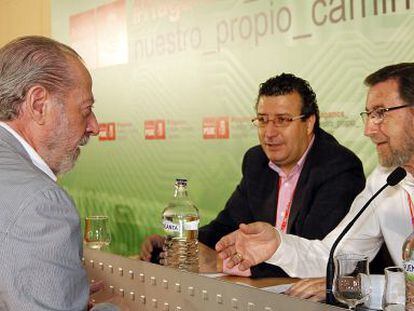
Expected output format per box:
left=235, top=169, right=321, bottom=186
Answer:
left=215, top=222, right=280, bottom=271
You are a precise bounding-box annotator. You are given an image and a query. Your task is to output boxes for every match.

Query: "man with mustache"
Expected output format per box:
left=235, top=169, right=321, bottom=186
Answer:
left=141, top=73, right=365, bottom=277
left=216, top=63, right=414, bottom=299
left=0, top=36, right=99, bottom=310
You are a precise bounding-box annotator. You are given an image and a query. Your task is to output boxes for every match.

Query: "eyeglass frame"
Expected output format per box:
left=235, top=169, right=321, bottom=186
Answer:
left=251, top=114, right=306, bottom=128
left=359, top=104, right=411, bottom=125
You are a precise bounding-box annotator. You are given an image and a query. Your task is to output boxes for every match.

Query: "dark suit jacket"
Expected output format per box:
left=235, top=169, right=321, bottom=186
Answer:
left=199, top=128, right=365, bottom=277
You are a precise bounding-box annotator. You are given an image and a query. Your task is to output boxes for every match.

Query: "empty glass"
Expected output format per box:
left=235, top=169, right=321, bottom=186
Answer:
left=333, top=254, right=371, bottom=310
left=84, top=216, right=111, bottom=250
left=383, top=266, right=405, bottom=311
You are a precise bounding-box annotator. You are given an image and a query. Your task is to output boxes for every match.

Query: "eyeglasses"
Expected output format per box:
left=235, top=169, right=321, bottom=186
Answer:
left=252, top=114, right=305, bottom=128
left=359, top=104, right=410, bottom=125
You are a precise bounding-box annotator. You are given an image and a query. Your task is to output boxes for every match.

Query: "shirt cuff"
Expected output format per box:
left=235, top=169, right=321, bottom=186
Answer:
left=265, top=229, right=301, bottom=277
left=265, top=229, right=328, bottom=278
left=266, top=228, right=286, bottom=265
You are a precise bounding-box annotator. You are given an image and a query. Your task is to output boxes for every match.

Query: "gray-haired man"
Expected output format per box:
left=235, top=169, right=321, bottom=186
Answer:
left=0, top=36, right=99, bottom=310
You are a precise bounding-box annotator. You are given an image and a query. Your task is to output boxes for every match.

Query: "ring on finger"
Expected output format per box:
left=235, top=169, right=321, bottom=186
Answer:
left=234, top=252, right=243, bottom=261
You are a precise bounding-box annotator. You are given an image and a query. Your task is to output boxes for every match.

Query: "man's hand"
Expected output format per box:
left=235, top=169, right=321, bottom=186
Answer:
left=215, top=222, right=280, bottom=271
left=139, top=234, right=165, bottom=262
left=198, top=242, right=222, bottom=273
left=285, top=278, right=326, bottom=302
left=88, top=281, right=105, bottom=310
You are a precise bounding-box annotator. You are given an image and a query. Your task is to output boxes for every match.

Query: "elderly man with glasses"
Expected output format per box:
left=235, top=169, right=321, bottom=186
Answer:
left=216, top=63, right=414, bottom=298
left=141, top=73, right=365, bottom=278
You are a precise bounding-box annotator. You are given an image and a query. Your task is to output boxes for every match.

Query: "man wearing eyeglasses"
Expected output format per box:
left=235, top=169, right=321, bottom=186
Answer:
left=195, top=73, right=365, bottom=277
left=140, top=74, right=365, bottom=276
left=216, top=63, right=414, bottom=298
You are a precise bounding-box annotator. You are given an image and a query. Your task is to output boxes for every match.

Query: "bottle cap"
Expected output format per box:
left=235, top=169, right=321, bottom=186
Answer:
left=175, top=178, right=188, bottom=186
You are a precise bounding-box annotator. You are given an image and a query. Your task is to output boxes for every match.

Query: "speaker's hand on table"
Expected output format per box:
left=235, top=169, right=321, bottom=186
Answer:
left=139, top=234, right=165, bottom=262
left=285, top=278, right=326, bottom=302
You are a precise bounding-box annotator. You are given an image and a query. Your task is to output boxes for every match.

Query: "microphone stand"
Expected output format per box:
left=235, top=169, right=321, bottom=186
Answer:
left=326, top=166, right=406, bottom=304
left=326, top=167, right=407, bottom=305
left=325, top=183, right=387, bottom=304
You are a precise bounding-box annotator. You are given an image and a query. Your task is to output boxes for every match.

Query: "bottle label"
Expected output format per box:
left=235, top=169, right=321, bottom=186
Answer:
left=404, top=261, right=414, bottom=309
left=184, top=220, right=199, bottom=230
left=163, top=220, right=181, bottom=232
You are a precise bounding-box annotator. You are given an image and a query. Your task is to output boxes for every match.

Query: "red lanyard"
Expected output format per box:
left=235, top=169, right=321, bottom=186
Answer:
left=406, top=190, right=414, bottom=227
left=277, top=178, right=297, bottom=233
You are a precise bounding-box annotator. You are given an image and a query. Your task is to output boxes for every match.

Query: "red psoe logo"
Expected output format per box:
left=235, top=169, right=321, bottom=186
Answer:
left=99, top=122, right=116, bottom=141
left=145, top=120, right=166, bottom=140
left=203, top=117, right=229, bottom=139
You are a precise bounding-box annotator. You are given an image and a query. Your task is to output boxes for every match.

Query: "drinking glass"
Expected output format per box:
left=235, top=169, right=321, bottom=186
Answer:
left=333, top=254, right=371, bottom=310
left=84, top=216, right=111, bottom=250
left=383, top=266, right=405, bottom=311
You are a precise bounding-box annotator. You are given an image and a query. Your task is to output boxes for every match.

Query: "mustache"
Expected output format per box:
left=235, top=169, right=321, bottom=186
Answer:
left=79, top=135, right=90, bottom=146
left=264, top=139, right=283, bottom=144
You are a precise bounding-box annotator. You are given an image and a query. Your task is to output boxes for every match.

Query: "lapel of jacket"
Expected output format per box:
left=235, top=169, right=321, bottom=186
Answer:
left=260, top=169, right=279, bottom=225
left=249, top=146, right=279, bottom=225
left=286, top=130, right=320, bottom=233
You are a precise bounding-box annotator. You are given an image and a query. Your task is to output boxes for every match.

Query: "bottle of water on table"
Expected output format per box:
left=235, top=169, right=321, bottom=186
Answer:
left=162, top=178, right=200, bottom=272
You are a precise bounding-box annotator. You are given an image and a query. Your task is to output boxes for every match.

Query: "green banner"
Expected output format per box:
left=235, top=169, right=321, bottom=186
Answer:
left=51, top=0, right=414, bottom=255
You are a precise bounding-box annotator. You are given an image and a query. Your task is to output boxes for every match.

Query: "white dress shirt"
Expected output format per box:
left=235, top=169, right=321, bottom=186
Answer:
left=267, top=165, right=414, bottom=277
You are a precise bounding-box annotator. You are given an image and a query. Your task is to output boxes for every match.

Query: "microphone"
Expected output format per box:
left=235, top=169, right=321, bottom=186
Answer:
left=387, top=167, right=407, bottom=186
left=326, top=166, right=407, bottom=304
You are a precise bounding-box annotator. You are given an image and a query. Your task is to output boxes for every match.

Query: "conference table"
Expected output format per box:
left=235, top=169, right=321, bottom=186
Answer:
left=218, top=275, right=297, bottom=287
left=84, top=248, right=344, bottom=310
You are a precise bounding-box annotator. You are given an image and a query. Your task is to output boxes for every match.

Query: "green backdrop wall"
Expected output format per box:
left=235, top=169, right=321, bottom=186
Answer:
left=51, top=0, right=414, bottom=255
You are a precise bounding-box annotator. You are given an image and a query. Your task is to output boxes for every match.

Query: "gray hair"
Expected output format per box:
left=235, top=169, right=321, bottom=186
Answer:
left=0, top=36, right=83, bottom=121
left=364, top=63, right=414, bottom=107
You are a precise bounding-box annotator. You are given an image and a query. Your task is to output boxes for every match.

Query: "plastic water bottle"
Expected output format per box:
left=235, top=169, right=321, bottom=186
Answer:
left=162, top=178, right=200, bottom=272
left=403, top=231, right=414, bottom=310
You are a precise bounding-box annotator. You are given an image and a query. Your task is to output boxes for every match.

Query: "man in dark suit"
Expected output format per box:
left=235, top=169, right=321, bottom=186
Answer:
left=140, top=73, right=365, bottom=277
left=198, top=73, right=365, bottom=277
